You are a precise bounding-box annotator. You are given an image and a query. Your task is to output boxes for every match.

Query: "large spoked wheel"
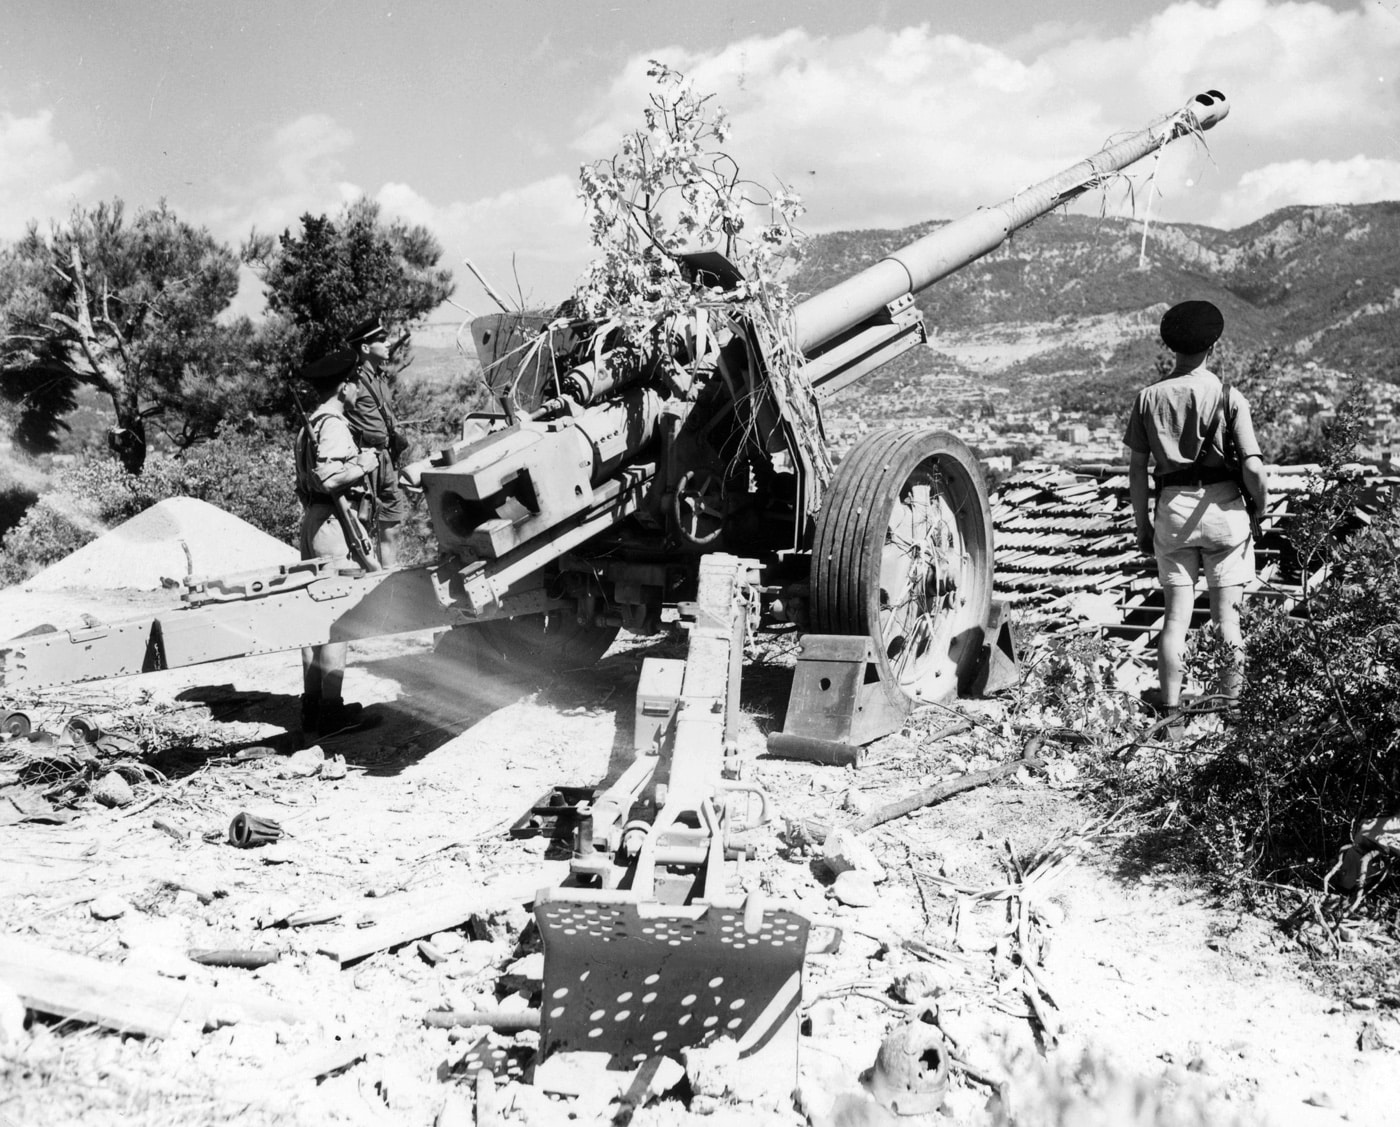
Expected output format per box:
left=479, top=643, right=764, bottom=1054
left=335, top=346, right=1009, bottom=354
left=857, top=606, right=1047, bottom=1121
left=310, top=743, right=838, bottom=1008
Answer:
left=811, top=429, right=993, bottom=704
left=438, top=612, right=619, bottom=673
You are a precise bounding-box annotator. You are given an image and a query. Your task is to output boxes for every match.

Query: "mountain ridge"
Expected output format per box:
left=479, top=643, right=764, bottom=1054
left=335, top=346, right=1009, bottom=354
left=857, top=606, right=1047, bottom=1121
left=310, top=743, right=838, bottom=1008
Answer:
left=791, top=202, right=1400, bottom=389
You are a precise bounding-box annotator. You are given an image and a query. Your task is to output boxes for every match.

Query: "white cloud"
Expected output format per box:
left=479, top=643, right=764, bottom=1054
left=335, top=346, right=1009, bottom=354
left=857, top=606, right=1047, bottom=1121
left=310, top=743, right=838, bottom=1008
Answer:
left=374, top=175, right=594, bottom=311
left=1213, top=156, right=1400, bottom=224
left=198, top=113, right=362, bottom=246
left=566, top=1, right=1400, bottom=242
left=159, top=2, right=1400, bottom=314
left=0, top=110, right=107, bottom=238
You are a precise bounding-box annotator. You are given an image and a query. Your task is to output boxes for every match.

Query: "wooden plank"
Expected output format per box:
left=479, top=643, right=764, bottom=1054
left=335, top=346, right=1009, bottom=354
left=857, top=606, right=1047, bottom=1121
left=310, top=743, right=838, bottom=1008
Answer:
left=317, top=862, right=569, bottom=965
left=0, top=934, right=302, bottom=1038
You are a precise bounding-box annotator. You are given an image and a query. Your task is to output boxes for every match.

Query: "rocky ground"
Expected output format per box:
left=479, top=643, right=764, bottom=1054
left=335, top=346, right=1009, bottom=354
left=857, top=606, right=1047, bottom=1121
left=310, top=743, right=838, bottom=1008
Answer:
left=1, top=582, right=1398, bottom=1127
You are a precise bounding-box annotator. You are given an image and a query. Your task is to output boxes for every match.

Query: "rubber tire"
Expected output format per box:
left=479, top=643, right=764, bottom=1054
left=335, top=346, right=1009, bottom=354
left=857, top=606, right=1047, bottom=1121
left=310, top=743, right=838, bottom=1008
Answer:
left=439, top=612, right=620, bottom=674
left=810, top=429, right=993, bottom=704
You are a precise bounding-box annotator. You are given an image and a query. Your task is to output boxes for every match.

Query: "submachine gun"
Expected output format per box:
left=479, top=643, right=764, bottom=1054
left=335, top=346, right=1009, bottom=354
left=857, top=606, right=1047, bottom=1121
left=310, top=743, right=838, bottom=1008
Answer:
left=0, top=91, right=1230, bottom=1075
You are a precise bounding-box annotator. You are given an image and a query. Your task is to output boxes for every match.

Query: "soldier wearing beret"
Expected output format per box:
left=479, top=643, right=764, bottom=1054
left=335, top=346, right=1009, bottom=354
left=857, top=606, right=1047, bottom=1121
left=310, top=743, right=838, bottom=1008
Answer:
left=1123, top=300, right=1269, bottom=724
left=293, top=351, right=379, bottom=735
left=344, top=316, right=411, bottom=567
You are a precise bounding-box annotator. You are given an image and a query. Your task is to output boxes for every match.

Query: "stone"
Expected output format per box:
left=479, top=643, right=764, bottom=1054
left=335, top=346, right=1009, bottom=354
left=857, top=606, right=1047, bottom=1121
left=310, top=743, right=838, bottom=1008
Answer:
left=829, top=870, right=879, bottom=908
left=91, top=771, right=134, bottom=808
left=203, top=1003, right=245, bottom=1031
left=892, top=965, right=951, bottom=1005
left=428, top=931, right=465, bottom=955
left=500, top=951, right=543, bottom=991
left=90, top=893, right=129, bottom=920
left=682, top=1038, right=740, bottom=1098
left=458, top=940, right=509, bottom=974
left=279, top=746, right=324, bottom=779
left=320, top=754, right=347, bottom=781
left=822, top=829, right=887, bottom=882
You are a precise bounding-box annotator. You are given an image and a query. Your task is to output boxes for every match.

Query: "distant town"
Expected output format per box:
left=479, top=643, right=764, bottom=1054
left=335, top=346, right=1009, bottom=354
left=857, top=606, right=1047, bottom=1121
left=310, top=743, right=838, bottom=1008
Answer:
left=822, top=359, right=1400, bottom=473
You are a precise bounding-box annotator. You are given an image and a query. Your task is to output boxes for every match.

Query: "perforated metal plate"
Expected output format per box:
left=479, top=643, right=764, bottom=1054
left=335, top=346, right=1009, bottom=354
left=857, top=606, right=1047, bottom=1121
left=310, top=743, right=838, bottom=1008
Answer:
left=438, top=1035, right=532, bottom=1084
left=536, top=898, right=808, bottom=1066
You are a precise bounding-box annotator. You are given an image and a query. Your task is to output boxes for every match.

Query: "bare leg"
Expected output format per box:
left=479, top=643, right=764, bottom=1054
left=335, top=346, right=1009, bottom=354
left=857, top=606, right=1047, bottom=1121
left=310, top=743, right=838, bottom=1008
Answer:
left=1208, top=583, right=1246, bottom=701
left=1158, top=585, right=1197, bottom=708
left=313, top=642, right=348, bottom=702
left=377, top=523, right=402, bottom=568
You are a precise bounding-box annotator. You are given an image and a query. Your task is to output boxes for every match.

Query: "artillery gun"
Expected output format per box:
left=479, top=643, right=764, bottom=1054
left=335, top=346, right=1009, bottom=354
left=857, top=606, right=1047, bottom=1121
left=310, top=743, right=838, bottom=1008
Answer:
left=1, top=90, right=1229, bottom=1074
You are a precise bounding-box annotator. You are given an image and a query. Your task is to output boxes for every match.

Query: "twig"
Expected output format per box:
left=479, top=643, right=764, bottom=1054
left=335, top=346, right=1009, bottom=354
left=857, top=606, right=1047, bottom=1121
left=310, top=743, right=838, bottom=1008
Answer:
left=854, top=752, right=1044, bottom=834
left=119, top=794, right=162, bottom=819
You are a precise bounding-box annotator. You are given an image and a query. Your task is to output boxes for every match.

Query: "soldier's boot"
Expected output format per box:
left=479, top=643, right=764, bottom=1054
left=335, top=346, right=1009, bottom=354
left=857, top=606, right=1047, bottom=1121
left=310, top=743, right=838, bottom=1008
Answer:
left=299, top=693, right=321, bottom=735
left=317, top=698, right=376, bottom=736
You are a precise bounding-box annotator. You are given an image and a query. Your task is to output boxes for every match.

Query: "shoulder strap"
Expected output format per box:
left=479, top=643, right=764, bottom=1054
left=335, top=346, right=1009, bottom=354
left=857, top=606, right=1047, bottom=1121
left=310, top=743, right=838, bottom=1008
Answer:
left=1219, top=382, right=1238, bottom=466
left=357, top=369, right=395, bottom=428
left=1190, top=386, right=1227, bottom=469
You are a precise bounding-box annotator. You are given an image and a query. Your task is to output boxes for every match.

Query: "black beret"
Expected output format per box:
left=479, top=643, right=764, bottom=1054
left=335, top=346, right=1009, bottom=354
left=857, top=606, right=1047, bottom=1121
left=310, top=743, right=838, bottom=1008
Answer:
left=347, top=316, right=388, bottom=347
left=1160, top=301, right=1224, bottom=354
left=297, top=349, right=357, bottom=384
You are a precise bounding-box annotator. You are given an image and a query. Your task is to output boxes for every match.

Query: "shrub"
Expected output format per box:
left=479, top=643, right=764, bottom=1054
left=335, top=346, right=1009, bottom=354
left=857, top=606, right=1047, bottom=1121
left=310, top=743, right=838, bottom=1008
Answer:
left=1164, top=398, right=1400, bottom=884
left=169, top=428, right=299, bottom=544
left=0, top=428, right=300, bottom=585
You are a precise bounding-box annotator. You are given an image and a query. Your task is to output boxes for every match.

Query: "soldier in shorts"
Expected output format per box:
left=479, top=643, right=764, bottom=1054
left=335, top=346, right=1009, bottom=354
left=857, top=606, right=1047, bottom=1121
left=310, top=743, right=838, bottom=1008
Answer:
left=1124, top=301, right=1269, bottom=717
left=345, top=316, right=412, bottom=566
left=293, top=350, right=379, bottom=735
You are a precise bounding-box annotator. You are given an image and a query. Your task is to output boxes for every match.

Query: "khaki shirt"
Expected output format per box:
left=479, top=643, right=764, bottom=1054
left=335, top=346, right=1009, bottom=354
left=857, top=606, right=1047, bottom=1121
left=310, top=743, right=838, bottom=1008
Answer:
left=1123, top=368, right=1261, bottom=475
left=295, top=407, right=359, bottom=502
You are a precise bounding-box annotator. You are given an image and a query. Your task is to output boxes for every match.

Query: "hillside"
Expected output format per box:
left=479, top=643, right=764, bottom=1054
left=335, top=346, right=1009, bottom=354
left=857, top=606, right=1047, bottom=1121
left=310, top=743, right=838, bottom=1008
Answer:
left=794, top=202, right=1400, bottom=392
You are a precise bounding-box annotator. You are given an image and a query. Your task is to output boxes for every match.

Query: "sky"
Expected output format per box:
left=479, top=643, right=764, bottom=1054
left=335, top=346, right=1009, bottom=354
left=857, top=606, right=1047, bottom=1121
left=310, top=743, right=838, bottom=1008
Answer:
left=2, top=0, right=1398, bottom=320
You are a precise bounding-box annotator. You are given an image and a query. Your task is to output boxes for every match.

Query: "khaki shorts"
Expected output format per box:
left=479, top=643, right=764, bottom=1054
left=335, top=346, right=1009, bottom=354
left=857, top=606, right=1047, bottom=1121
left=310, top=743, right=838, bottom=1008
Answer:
left=1153, top=482, right=1254, bottom=589
left=299, top=503, right=350, bottom=562
left=370, top=449, right=411, bottom=525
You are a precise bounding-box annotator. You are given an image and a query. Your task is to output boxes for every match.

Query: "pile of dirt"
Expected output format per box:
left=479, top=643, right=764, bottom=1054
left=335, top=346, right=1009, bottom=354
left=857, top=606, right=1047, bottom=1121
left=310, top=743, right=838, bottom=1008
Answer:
left=24, top=497, right=298, bottom=593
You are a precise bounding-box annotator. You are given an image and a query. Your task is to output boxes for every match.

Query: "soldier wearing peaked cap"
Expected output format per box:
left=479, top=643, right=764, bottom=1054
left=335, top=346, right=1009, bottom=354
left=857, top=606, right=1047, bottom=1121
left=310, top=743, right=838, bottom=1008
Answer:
left=343, top=315, right=412, bottom=566
left=290, top=351, right=379, bottom=736
left=1123, top=300, right=1269, bottom=729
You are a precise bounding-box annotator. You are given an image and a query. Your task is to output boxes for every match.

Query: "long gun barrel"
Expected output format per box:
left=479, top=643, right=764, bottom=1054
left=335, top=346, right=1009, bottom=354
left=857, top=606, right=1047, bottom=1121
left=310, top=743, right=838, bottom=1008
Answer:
left=794, top=89, right=1230, bottom=358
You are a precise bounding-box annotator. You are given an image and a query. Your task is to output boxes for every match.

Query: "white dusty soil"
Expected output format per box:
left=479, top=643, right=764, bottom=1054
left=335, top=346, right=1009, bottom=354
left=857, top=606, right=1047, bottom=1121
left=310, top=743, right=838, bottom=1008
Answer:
left=1, top=583, right=1397, bottom=1127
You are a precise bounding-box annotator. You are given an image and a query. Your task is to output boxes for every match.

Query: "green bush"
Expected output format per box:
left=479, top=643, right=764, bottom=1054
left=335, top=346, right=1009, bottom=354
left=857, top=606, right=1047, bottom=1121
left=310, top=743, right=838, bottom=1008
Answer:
left=0, top=429, right=300, bottom=585
left=1163, top=399, right=1400, bottom=884
left=170, top=429, right=299, bottom=544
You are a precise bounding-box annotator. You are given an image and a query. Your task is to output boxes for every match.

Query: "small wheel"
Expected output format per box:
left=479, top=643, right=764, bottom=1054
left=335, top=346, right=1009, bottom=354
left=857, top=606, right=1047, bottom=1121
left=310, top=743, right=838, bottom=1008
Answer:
left=673, top=470, right=726, bottom=547
left=811, top=429, right=993, bottom=704
left=2, top=711, right=32, bottom=739
left=64, top=715, right=102, bottom=745
left=454, top=611, right=620, bottom=673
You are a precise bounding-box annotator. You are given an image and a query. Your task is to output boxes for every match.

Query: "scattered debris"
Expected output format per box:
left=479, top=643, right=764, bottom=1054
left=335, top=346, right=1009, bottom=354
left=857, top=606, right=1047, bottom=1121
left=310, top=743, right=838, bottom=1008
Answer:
left=422, top=1009, right=541, bottom=1033
left=186, top=948, right=281, bottom=969
left=228, top=810, right=283, bottom=847
left=851, top=741, right=1045, bottom=834
left=278, top=744, right=325, bottom=779
left=316, top=863, right=568, bottom=966
left=869, top=1005, right=951, bottom=1117
left=822, top=828, right=888, bottom=882
left=91, top=770, right=134, bottom=808
left=89, top=893, right=129, bottom=921
left=830, top=870, right=880, bottom=908
left=0, top=934, right=303, bottom=1038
